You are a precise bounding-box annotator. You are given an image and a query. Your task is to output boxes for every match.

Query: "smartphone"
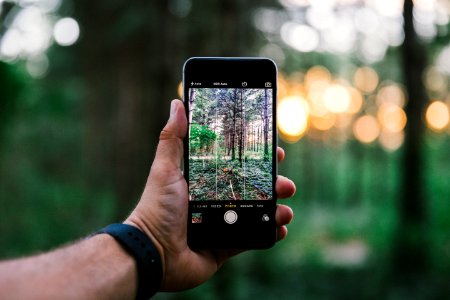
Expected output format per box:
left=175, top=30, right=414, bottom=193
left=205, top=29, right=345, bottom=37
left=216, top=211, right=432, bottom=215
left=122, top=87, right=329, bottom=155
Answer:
left=183, top=57, right=277, bottom=249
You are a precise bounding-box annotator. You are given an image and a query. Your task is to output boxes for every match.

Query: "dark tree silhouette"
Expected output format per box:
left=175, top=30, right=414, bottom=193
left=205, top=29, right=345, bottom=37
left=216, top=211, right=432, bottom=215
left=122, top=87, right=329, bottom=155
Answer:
left=392, top=0, right=429, bottom=283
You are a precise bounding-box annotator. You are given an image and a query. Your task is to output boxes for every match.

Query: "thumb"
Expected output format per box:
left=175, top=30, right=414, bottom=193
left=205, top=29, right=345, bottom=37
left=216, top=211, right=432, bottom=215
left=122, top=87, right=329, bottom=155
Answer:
left=152, top=99, right=187, bottom=171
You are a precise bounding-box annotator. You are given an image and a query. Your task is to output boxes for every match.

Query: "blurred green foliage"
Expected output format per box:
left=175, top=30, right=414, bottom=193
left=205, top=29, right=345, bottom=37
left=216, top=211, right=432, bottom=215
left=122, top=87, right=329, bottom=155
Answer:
left=0, top=0, right=449, bottom=299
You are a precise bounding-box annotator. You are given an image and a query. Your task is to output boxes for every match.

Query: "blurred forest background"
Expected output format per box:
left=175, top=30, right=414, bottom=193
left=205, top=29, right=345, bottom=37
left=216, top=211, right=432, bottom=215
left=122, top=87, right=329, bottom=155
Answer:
left=0, top=0, right=449, bottom=299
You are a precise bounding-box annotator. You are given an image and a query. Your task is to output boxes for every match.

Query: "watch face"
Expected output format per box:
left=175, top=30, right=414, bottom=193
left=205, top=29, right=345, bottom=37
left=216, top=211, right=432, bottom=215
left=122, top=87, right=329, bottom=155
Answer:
left=184, top=57, right=277, bottom=249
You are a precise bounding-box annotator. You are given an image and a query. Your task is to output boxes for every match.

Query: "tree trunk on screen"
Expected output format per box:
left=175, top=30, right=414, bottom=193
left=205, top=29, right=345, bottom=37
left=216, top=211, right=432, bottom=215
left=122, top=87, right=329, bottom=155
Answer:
left=188, top=88, right=195, bottom=138
left=263, top=88, right=269, bottom=160
left=231, top=89, right=237, bottom=161
left=238, top=89, right=244, bottom=166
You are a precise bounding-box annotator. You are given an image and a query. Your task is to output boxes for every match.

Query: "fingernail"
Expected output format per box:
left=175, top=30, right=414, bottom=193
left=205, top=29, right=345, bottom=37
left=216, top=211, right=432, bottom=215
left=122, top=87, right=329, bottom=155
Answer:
left=170, top=100, right=177, bottom=117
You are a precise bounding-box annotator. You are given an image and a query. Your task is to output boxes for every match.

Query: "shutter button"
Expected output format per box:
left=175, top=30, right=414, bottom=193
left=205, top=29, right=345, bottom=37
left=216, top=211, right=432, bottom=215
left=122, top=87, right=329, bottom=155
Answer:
left=224, top=210, right=238, bottom=224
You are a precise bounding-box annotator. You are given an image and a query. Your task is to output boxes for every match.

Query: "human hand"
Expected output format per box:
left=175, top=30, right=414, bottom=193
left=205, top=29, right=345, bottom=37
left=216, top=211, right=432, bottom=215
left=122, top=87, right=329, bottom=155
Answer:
left=125, top=99, right=296, bottom=291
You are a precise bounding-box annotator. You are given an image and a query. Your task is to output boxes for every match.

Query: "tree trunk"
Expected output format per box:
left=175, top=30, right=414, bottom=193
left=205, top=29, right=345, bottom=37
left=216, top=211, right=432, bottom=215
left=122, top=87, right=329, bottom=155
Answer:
left=263, top=88, right=269, bottom=160
left=392, top=0, right=429, bottom=286
left=238, top=89, right=244, bottom=166
left=188, top=88, right=195, bottom=138
left=76, top=1, right=183, bottom=220
left=231, top=89, right=237, bottom=161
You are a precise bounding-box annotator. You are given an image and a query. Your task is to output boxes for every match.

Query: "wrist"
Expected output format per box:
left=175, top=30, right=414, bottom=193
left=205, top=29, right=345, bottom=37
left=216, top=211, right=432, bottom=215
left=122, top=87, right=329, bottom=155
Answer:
left=123, top=216, right=166, bottom=280
left=96, top=223, right=163, bottom=299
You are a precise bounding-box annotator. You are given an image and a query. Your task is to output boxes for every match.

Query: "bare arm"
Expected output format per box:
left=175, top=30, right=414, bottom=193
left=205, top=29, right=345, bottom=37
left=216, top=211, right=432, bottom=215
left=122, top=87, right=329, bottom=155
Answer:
left=0, top=234, right=137, bottom=300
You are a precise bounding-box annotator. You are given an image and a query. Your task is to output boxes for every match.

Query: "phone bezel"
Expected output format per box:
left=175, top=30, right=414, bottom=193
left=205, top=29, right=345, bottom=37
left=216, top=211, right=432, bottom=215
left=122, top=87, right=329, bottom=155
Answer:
left=183, top=57, right=278, bottom=249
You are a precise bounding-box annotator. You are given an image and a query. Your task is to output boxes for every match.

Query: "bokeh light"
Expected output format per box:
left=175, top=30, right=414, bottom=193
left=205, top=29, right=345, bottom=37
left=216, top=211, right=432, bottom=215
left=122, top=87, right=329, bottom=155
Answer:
left=424, top=66, right=447, bottom=96
left=436, top=45, right=450, bottom=75
left=305, top=66, right=332, bottom=117
left=371, top=0, right=404, bottom=18
left=281, top=22, right=320, bottom=53
left=353, top=115, right=380, bottom=143
left=278, top=96, right=310, bottom=142
left=376, top=83, right=406, bottom=107
left=178, top=81, right=183, bottom=99
left=334, top=113, right=353, bottom=130
left=324, top=83, right=351, bottom=113
left=347, top=87, right=364, bottom=114
left=308, top=86, right=329, bottom=117
left=274, top=63, right=411, bottom=150
left=0, top=2, right=79, bottom=63
left=26, top=54, right=49, bottom=78
left=353, top=66, right=379, bottom=94
left=311, top=114, right=336, bottom=131
left=425, top=101, right=450, bottom=131
left=0, top=6, right=53, bottom=60
left=53, top=17, right=80, bottom=46
left=305, top=65, right=332, bottom=88
left=379, top=130, right=404, bottom=152
left=377, top=103, right=407, bottom=133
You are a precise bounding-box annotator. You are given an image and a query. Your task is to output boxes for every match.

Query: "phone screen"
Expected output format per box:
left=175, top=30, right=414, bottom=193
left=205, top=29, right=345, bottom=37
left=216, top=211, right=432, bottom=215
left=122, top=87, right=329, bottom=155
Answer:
left=183, top=58, right=277, bottom=249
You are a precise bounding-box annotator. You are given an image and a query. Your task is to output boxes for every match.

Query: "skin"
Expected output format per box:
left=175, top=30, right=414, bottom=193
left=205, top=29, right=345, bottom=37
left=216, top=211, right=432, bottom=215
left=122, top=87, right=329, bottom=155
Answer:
left=0, top=99, right=295, bottom=299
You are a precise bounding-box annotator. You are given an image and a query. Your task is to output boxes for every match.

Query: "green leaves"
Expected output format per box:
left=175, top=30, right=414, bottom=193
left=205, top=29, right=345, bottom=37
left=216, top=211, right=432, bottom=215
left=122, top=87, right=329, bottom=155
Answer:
left=190, top=124, right=216, bottom=155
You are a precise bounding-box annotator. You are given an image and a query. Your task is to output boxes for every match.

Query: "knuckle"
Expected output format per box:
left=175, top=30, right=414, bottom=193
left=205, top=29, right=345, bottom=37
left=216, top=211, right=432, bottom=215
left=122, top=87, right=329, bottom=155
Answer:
left=159, top=128, right=175, bottom=141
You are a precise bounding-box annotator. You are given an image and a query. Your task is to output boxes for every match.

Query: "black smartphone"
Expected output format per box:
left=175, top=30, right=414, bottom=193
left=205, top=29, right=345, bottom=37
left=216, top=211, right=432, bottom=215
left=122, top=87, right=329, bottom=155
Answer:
left=183, top=57, right=277, bottom=249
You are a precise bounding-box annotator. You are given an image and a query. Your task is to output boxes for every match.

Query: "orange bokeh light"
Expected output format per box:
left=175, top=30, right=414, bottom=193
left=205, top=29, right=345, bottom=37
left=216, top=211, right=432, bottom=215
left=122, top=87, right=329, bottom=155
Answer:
left=377, top=103, right=407, bottom=133
left=305, top=65, right=332, bottom=89
left=178, top=81, right=183, bottom=99
left=379, top=130, right=404, bottom=152
left=347, top=87, right=363, bottom=114
left=278, top=96, right=310, bottom=142
left=426, top=101, right=450, bottom=131
left=307, top=80, right=329, bottom=116
left=324, top=83, right=351, bottom=113
left=376, top=83, right=406, bottom=107
left=311, top=114, right=336, bottom=131
left=353, top=115, right=380, bottom=144
left=353, top=67, right=379, bottom=94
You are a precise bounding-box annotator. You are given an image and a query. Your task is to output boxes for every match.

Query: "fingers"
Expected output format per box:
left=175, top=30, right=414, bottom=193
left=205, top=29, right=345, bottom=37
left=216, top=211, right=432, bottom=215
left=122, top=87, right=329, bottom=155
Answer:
left=276, top=147, right=296, bottom=199
left=275, top=205, right=293, bottom=241
left=276, top=175, right=296, bottom=199
left=277, top=226, right=288, bottom=241
left=160, top=100, right=187, bottom=140
left=276, top=204, right=293, bottom=226
left=274, top=157, right=295, bottom=241
left=153, top=100, right=187, bottom=170
left=277, top=147, right=285, bottom=163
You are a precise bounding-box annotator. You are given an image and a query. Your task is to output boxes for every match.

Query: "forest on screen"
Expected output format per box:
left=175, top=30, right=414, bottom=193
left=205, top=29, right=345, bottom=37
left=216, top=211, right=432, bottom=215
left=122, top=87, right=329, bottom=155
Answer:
left=188, top=88, right=273, bottom=201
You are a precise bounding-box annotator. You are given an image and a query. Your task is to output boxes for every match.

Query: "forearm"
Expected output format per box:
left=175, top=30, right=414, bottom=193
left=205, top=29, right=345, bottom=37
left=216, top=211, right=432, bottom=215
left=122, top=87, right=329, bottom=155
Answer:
left=0, top=234, right=137, bottom=300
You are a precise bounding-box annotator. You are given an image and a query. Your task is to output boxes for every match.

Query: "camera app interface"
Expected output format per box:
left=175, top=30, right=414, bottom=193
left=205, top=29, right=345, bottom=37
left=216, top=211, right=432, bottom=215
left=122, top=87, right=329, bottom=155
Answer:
left=188, top=87, right=273, bottom=201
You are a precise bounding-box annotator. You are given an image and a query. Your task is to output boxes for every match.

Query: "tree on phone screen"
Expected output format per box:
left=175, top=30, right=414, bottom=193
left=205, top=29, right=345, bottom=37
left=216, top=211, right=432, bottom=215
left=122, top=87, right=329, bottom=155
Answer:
left=189, top=88, right=272, bottom=201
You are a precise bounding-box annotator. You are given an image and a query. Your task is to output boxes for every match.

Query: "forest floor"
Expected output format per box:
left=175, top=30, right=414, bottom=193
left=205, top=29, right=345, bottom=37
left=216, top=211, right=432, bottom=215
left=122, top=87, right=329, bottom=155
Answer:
left=189, top=158, right=272, bottom=200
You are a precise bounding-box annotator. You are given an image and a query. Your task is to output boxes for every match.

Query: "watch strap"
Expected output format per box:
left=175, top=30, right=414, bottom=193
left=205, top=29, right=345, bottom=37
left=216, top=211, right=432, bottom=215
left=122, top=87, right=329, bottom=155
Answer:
left=96, top=223, right=163, bottom=300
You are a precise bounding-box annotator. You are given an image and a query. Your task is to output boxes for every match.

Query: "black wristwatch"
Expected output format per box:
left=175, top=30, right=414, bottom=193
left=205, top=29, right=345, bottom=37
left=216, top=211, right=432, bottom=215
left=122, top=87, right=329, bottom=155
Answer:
left=96, top=223, right=163, bottom=300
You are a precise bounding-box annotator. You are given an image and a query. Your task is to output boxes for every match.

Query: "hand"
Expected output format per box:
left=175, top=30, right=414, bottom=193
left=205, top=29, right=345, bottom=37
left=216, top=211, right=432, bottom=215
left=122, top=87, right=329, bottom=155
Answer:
left=126, top=99, right=296, bottom=291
